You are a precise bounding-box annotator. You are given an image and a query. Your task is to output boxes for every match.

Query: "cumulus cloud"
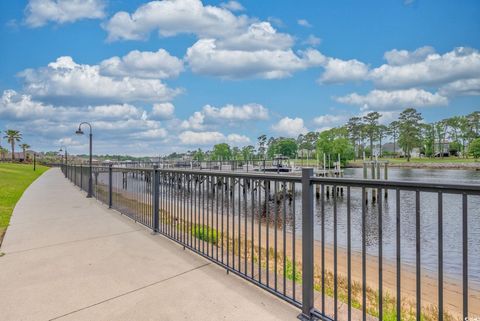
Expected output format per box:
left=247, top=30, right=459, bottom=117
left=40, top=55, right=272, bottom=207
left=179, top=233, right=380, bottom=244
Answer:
left=335, top=89, right=448, bottom=110
left=319, top=57, right=369, bottom=83
left=220, top=1, right=244, bottom=11
left=131, top=128, right=168, bottom=139
left=370, top=47, right=480, bottom=89
left=103, top=0, right=250, bottom=41
left=181, top=103, right=268, bottom=129
left=0, top=89, right=146, bottom=122
left=179, top=130, right=249, bottom=145
left=0, top=89, right=55, bottom=119
left=99, top=49, right=184, bottom=79
left=202, top=103, right=268, bottom=121
left=104, top=0, right=328, bottom=80
left=271, top=117, right=307, bottom=137
left=18, top=56, right=181, bottom=105
left=0, top=89, right=173, bottom=149
left=181, top=112, right=206, bottom=130
left=383, top=46, right=436, bottom=66
left=186, top=39, right=325, bottom=79
left=313, top=114, right=347, bottom=126
left=151, top=102, right=175, bottom=119
left=215, top=22, right=294, bottom=51
left=439, top=78, right=480, bottom=97
left=25, top=0, right=105, bottom=27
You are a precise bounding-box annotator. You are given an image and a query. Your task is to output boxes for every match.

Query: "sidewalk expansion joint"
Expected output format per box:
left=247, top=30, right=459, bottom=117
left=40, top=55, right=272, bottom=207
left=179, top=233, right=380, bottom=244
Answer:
left=49, top=262, right=211, bottom=320
left=3, top=229, right=143, bottom=255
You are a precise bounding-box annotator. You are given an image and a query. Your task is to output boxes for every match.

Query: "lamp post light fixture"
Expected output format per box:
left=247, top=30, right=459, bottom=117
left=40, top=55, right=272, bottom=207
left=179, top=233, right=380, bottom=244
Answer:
left=75, top=122, right=93, bottom=198
left=59, top=145, right=68, bottom=178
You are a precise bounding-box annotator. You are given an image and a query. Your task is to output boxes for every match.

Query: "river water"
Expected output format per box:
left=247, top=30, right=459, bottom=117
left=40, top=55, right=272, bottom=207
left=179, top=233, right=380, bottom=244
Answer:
left=309, top=168, right=480, bottom=287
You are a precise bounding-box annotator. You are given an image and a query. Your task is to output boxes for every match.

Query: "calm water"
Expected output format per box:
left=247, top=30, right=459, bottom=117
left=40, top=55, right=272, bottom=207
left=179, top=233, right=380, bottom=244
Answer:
left=309, top=168, right=480, bottom=286
left=102, top=167, right=480, bottom=286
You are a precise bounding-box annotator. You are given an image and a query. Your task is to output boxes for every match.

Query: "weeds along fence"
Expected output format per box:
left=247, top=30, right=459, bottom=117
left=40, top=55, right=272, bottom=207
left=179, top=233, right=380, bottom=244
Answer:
left=62, top=164, right=480, bottom=321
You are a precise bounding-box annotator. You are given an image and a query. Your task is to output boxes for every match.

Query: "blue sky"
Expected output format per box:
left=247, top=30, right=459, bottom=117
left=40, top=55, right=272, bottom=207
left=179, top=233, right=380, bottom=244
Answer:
left=0, top=0, right=479, bottom=156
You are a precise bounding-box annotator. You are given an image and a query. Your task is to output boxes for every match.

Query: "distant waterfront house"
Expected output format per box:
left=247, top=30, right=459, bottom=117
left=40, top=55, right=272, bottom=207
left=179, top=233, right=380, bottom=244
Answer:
left=381, top=143, right=421, bottom=158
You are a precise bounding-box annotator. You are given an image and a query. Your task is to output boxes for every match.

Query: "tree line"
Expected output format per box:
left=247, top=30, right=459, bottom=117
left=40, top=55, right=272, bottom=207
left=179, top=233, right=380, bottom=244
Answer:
left=170, top=108, right=480, bottom=162
left=0, top=130, right=31, bottom=161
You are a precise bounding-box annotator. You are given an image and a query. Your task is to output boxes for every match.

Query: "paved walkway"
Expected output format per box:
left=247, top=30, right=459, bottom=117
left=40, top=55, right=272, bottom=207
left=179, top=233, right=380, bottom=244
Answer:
left=0, top=168, right=298, bottom=321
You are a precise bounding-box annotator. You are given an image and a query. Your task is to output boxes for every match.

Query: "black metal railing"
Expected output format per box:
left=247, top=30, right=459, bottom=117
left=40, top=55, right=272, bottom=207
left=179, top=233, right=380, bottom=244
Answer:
left=61, top=164, right=480, bottom=321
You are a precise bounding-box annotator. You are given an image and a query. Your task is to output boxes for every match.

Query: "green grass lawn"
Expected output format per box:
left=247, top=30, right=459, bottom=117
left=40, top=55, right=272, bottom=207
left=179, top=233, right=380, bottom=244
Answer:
left=0, top=163, right=49, bottom=245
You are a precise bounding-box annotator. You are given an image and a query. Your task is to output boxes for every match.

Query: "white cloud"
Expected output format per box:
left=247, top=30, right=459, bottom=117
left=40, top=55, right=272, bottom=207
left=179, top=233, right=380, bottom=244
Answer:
left=297, top=19, right=312, bottom=27
left=439, top=78, right=480, bottom=97
left=181, top=103, right=268, bottom=130
left=0, top=89, right=55, bottom=120
left=226, top=133, right=250, bottom=145
left=179, top=131, right=224, bottom=145
left=179, top=130, right=249, bottom=145
left=131, top=128, right=168, bottom=139
left=103, top=0, right=250, bottom=41
left=99, top=49, right=184, bottom=79
left=104, top=1, right=329, bottom=80
left=181, top=111, right=206, bottom=130
left=186, top=39, right=325, bottom=79
left=370, top=47, right=480, bottom=89
left=202, top=103, right=268, bottom=121
left=313, top=114, right=347, bottom=126
left=303, top=35, right=321, bottom=47
left=56, top=137, right=83, bottom=147
left=18, top=56, right=181, bottom=105
left=25, top=0, right=105, bottom=27
left=271, top=117, right=307, bottom=137
left=151, top=102, right=175, bottom=119
left=383, top=46, right=436, bottom=66
left=216, top=22, right=294, bottom=51
left=220, top=1, right=244, bottom=11
left=335, top=89, right=448, bottom=110
left=87, top=104, right=142, bottom=120
left=0, top=89, right=174, bottom=151
left=319, top=57, right=369, bottom=83
left=0, top=90, right=149, bottom=123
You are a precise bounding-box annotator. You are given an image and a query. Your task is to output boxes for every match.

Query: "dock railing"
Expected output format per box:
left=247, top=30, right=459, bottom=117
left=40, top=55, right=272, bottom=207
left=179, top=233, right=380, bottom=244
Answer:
left=62, top=164, right=480, bottom=321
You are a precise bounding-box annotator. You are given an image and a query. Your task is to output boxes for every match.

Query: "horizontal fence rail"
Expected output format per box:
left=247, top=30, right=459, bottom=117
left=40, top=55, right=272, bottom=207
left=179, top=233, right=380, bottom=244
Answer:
left=62, top=164, right=480, bottom=321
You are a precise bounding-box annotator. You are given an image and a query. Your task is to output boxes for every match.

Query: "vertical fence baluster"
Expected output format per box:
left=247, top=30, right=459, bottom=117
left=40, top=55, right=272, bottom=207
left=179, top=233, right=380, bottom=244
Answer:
left=153, top=166, right=159, bottom=233
left=299, top=168, right=314, bottom=320
left=347, top=186, right=351, bottom=321
left=396, top=189, right=401, bottom=321
left=438, top=192, right=443, bottom=321
left=416, top=190, right=421, bottom=321
left=378, top=187, right=383, bottom=321
left=108, top=165, right=113, bottom=209
left=362, top=186, right=366, bottom=321
left=462, top=193, right=468, bottom=319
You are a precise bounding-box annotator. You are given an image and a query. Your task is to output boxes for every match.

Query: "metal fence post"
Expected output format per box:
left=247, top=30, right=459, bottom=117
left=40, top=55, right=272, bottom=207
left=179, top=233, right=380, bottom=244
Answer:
left=108, top=164, right=113, bottom=208
left=152, top=166, right=160, bottom=233
left=80, top=164, right=83, bottom=190
left=300, top=168, right=315, bottom=320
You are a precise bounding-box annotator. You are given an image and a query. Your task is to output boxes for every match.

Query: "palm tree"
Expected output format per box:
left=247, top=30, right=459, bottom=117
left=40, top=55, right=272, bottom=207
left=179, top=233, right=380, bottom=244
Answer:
left=19, top=143, right=31, bottom=161
left=3, top=130, right=22, bottom=160
left=0, top=146, right=7, bottom=160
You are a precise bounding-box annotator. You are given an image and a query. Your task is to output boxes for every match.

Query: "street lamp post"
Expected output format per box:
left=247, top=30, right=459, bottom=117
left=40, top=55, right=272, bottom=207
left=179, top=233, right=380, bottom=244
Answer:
left=75, top=122, right=93, bottom=198
left=59, top=146, right=68, bottom=178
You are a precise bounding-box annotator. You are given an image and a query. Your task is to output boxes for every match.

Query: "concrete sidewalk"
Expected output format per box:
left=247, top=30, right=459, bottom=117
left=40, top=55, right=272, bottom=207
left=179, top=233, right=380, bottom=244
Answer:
left=0, top=168, right=298, bottom=321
